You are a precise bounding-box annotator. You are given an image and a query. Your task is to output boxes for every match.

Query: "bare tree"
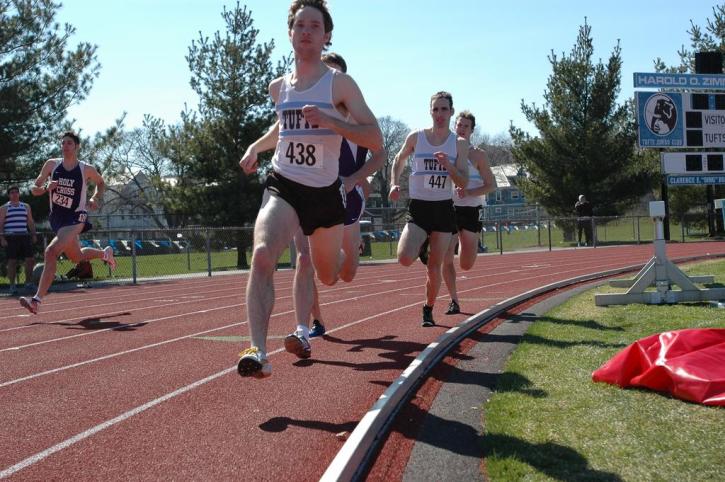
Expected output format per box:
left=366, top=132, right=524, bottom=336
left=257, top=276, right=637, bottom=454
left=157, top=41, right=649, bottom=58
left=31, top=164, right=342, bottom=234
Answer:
left=84, top=115, right=180, bottom=228
left=478, top=132, right=514, bottom=166
left=373, top=115, right=409, bottom=207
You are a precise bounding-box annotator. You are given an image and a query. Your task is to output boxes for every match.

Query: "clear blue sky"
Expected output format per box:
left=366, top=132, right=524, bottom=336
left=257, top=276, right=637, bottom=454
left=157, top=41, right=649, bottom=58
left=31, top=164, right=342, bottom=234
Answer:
left=59, top=0, right=720, bottom=138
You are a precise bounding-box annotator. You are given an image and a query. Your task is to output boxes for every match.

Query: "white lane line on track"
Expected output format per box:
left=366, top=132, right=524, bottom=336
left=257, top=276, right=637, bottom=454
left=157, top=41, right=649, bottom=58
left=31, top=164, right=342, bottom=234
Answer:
left=0, top=296, right=429, bottom=478
left=0, top=254, right=615, bottom=351
left=0, top=277, right=250, bottom=314
left=0, top=263, right=402, bottom=315
left=0, top=366, right=236, bottom=479
left=0, top=250, right=712, bottom=478
left=0, top=254, right=640, bottom=387
left=0, top=262, right=427, bottom=330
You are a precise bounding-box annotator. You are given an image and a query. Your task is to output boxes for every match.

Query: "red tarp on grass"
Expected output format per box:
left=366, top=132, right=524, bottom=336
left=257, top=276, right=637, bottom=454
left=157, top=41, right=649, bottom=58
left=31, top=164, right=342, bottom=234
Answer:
left=592, top=328, right=725, bottom=406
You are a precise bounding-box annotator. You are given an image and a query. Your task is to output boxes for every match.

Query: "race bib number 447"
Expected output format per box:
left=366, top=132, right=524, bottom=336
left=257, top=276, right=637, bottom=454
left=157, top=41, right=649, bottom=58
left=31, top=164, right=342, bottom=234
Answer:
left=51, top=191, right=73, bottom=209
left=285, top=142, right=323, bottom=168
left=424, top=174, right=449, bottom=190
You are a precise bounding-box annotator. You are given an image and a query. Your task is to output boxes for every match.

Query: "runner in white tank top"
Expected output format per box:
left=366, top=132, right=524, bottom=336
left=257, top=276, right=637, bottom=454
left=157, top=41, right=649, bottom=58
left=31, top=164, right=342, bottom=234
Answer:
left=271, top=69, right=345, bottom=187
left=454, top=159, right=486, bottom=208
left=443, top=111, right=496, bottom=315
left=389, top=91, right=469, bottom=328
left=237, top=2, right=383, bottom=379
left=408, top=130, right=458, bottom=202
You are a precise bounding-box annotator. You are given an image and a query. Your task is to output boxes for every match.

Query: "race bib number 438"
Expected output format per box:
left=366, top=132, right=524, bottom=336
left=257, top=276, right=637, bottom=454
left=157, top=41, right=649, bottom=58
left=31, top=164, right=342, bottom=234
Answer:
left=285, top=142, right=323, bottom=168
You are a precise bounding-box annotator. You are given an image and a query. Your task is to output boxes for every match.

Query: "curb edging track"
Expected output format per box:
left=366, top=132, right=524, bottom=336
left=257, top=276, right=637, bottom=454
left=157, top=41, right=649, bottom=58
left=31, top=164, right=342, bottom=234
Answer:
left=321, top=253, right=723, bottom=482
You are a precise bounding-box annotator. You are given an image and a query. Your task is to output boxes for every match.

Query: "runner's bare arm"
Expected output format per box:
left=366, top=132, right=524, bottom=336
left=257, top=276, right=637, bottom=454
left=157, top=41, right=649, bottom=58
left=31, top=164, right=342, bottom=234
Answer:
left=389, top=131, right=416, bottom=201
left=84, top=165, right=105, bottom=210
left=0, top=206, right=6, bottom=245
left=303, top=74, right=383, bottom=151
left=463, top=148, right=496, bottom=197
left=30, top=160, right=56, bottom=196
left=448, top=137, right=470, bottom=188
left=26, top=204, right=37, bottom=240
left=240, top=122, right=280, bottom=174
left=240, top=79, right=283, bottom=174
left=341, top=147, right=387, bottom=190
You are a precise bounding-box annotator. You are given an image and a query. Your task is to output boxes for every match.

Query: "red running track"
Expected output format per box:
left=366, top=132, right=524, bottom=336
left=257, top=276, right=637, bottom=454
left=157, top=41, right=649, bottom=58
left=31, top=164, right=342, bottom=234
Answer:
left=0, top=243, right=723, bottom=481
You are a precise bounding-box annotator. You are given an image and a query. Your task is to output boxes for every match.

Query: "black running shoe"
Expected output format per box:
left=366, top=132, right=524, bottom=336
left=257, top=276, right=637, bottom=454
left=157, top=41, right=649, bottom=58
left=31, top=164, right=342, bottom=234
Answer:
left=418, top=238, right=429, bottom=265
left=422, top=305, right=435, bottom=327
left=445, top=299, right=460, bottom=315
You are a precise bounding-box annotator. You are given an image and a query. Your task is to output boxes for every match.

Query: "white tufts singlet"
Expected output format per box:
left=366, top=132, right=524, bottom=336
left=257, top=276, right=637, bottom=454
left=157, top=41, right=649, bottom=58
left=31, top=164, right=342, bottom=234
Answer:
left=271, top=68, right=345, bottom=187
left=454, top=158, right=485, bottom=207
left=408, top=130, right=457, bottom=201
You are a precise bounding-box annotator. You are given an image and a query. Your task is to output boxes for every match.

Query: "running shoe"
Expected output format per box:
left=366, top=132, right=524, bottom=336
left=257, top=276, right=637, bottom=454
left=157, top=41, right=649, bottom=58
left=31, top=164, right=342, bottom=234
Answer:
left=237, top=347, right=271, bottom=378
left=19, top=296, right=41, bottom=315
left=284, top=330, right=312, bottom=359
left=103, top=246, right=117, bottom=270
left=445, top=299, right=461, bottom=315
left=418, top=238, right=429, bottom=265
left=422, top=305, right=435, bottom=327
left=309, top=319, right=326, bottom=338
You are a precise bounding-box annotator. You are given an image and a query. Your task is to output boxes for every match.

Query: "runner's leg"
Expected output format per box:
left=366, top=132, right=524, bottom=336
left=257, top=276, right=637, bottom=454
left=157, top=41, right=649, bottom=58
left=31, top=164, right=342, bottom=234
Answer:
left=246, top=196, right=299, bottom=352
left=397, top=223, right=427, bottom=266
left=457, top=229, right=479, bottom=271
left=293, top=229, right=316, bottom=328
left=339, top=220, right=361, bottom=282
left=36, top=224, right=85, bottom=298
left=425, top=231, right=452, bottom=307
left=442, top=232, right=459, bottom=301
left=308, top=224, right=344, bottom=286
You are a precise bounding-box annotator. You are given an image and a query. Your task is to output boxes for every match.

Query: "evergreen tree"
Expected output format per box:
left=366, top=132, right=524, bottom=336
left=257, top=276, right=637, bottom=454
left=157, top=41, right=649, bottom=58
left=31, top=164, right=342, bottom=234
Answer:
left=654, top=4, right=725, bottom=228
left=170, top=3, right=289, bottom=267
left=510, top=21, right=655, bottom=218
left=0, top=0, right=99, bottom=182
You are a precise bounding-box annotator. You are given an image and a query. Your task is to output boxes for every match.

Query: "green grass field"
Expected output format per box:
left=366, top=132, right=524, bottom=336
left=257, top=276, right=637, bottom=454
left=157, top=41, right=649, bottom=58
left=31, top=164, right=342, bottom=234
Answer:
left=483, top=259, right=725, bottom=481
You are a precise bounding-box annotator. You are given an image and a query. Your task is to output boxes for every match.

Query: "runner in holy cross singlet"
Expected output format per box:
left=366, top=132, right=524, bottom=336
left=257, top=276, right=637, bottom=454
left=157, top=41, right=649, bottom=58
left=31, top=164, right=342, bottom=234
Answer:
left=19, top=131, right=116, bottom=315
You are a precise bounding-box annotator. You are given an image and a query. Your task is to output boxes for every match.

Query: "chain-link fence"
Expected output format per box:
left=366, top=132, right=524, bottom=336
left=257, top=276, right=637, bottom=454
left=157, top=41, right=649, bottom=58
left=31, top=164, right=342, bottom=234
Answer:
left=0, top=206, right=720, bottom=288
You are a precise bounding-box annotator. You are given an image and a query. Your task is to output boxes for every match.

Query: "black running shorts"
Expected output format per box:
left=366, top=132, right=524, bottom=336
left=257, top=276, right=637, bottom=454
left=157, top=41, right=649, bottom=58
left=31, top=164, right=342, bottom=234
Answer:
left=5, top=234, right=34, bottom=260
left=265, top=171, right=345, bottom=236
left=406, top=199, right=456, bottom=234
left=454, top=205, right=483, bottom=233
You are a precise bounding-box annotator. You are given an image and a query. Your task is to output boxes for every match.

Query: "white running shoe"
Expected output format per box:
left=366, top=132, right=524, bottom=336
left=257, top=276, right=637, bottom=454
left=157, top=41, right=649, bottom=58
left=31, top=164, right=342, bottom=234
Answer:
left=103, top=246, right=116, bottom=270
left=19, top=296, right=40, bottom=314
left=284, top=331, right=312, bottom=359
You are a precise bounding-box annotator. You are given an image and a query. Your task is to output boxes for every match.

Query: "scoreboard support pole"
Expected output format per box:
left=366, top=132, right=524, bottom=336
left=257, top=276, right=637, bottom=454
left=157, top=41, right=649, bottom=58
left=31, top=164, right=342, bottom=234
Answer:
left=595, top=202, right=723, bottom=306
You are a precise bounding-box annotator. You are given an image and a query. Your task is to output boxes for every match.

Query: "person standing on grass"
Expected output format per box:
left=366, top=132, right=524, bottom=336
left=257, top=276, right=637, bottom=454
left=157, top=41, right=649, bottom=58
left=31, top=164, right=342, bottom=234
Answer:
left=19, top=131, right=116, bottom=315
left=389, top=91, right=469, bottom=327
left=575, top=194, right=593, bottom=246
left=237, top=0, right=383, bottom=378
left=441, top=111, right=496, bottom=315
left=0, top=185, right=37, bottom=295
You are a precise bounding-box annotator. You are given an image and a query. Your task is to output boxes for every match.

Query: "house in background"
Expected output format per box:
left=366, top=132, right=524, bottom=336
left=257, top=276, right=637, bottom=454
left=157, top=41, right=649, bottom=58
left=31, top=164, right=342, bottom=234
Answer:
left=482, top=164, right=529, bottom=220
left=94, top=172, right=170, bottom=230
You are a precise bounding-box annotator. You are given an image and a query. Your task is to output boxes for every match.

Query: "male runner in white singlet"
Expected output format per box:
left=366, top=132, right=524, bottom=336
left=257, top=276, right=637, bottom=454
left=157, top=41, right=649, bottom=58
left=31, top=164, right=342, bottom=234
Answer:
left=442, top=111, right=496, bottom=315
left=389, top=92, right=469, bottom=327
left=237, top=0, right=382, bottom=378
